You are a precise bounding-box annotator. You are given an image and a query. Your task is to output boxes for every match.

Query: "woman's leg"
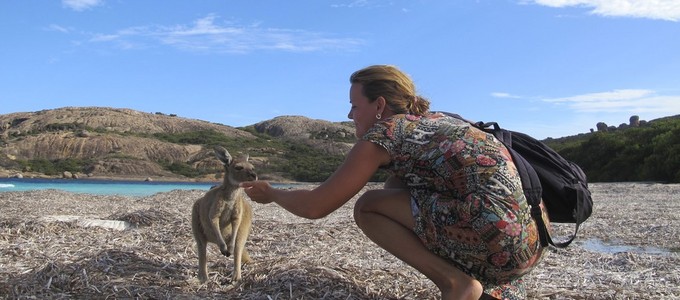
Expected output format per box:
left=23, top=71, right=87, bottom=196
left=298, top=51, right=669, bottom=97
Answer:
left=353, top=189, right=484, bottom=300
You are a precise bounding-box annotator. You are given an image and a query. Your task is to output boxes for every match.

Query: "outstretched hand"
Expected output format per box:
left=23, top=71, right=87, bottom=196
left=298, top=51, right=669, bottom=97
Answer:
left=240, top=180, right=276, bottom=204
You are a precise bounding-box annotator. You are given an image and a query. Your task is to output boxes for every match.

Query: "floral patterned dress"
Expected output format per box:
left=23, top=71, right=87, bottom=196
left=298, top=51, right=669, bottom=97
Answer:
left=362, top=112, right=547, bottom=299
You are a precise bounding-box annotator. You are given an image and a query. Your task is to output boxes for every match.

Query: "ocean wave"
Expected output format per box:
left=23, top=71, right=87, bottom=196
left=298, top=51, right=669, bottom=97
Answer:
left=0, top=183, right=15, bottom=188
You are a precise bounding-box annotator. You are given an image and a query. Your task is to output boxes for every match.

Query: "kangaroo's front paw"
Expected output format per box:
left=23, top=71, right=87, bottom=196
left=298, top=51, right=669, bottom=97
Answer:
left=219, top=245, right=231, bottom=257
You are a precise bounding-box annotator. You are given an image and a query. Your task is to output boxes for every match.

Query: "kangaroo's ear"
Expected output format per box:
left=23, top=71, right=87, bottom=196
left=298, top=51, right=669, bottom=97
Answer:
left=243, top=154, right=250, bottom=161
left=214, top=146, right=232, bottom=165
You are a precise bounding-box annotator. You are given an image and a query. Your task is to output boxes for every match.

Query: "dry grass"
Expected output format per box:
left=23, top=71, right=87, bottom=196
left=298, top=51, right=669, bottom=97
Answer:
left=0, top=183, right=678, bottom=299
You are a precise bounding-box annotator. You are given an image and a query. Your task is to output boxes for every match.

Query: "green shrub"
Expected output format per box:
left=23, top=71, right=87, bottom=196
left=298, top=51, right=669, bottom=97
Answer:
left=545, top=116, right=680, bottom=183
left=17, top=158, right=91, bottom=175
left=160, top=161, right=201, bottom=178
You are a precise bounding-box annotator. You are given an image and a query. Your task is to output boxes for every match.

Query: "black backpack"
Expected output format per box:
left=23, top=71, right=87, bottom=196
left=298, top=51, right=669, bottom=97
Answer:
left=441, top=112, right=593, bottom=248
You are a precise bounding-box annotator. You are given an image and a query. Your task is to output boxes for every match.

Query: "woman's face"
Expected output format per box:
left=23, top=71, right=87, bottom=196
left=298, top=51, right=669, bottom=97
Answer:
left=348, top=83, right=379, bottom=138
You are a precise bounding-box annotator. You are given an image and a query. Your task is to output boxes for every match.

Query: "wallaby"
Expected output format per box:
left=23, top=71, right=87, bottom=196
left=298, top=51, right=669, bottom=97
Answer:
left=191, top=146, right=256, bottom=283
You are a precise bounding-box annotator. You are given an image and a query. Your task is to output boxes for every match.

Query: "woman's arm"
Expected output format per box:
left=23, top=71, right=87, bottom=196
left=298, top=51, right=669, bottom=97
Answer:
left=384, top=175, right=407, bottom=189
left=241, top=140, right=390, bottom=219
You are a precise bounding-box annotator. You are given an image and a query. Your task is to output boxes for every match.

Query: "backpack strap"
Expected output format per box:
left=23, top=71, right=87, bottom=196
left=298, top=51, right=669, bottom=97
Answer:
left=480, top=122, right=586, bottom=248
left=509, top=132, right=591, bottom=248
left=478, top=122, right=553, bottom=248
left=545, top=186, right=588, bottom=248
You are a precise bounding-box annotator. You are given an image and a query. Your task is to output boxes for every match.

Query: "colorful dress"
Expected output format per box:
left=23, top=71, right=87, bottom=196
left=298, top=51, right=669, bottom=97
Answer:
left=362, top=112, right=547, bottom=299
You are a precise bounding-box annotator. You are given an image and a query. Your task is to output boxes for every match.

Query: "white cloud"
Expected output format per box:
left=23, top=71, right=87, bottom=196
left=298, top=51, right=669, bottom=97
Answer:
left=331, top=0, right=372, bottom=8
left=491, top=92, right=521, bottom=99
left=525, top=0, right=680, bottom=21
left=46, top=24, right=70, bottom=33
left=543, top=89, right=680, bottom=113
left=90, top=33, right=119, bottom=42
left=87, top=14, right=364, bottom=53
left=62, top=0, right=103, bottom=11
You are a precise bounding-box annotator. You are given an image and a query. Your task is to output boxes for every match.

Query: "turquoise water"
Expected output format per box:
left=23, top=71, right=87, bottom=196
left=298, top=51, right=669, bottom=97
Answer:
left=0, top=178, right=218, bottom=197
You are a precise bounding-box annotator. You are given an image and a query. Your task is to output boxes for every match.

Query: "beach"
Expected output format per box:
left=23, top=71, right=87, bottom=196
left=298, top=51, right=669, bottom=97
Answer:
left=1, top=182, right=678, bottom=299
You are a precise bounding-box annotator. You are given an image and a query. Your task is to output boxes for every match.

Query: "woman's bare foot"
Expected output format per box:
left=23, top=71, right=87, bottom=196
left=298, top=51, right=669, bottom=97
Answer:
left=440, top=276, right=483, bottom=300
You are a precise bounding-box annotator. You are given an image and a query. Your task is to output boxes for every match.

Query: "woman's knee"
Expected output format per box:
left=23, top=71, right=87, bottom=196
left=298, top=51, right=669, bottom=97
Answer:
left=353, top=190, right=380, bottom=225
left=353, top=189, right=413, bottom=228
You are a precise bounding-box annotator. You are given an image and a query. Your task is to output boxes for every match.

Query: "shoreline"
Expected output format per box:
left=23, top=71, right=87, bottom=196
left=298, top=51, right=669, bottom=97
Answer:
left=0, top=170, right=297, bottom=184
left=0, top=168, right=312, bottom=184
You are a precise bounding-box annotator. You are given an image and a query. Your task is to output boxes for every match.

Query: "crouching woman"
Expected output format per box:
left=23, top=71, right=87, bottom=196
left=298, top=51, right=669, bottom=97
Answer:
left=241, top=65, right=547, bottom=300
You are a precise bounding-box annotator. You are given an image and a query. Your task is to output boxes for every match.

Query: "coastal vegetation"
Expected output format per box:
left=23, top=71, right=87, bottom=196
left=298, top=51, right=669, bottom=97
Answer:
left=545, top=115, right=680, bottom=183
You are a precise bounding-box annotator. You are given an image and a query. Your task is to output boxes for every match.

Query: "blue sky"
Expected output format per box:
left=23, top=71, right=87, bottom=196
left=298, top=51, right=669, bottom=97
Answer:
left=1, top=0, right=679, bottom=139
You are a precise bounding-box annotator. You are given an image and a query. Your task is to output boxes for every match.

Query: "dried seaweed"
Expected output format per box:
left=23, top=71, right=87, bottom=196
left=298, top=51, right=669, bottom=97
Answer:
left=1, top=183, right=678, bottom=299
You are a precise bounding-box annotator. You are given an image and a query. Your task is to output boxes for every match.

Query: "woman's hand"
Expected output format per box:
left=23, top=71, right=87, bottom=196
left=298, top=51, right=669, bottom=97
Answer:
left=240, top=180, right=276, bottom=204
left=238, top=141, right=389, bottom=219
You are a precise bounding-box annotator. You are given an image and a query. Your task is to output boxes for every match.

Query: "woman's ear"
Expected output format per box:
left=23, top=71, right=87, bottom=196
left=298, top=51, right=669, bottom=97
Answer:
left=375, top=96, right=387, bottom=114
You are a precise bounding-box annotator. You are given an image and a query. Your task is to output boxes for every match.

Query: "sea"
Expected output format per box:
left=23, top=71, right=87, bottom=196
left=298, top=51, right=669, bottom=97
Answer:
left=0, top=178, right=221, bottom=197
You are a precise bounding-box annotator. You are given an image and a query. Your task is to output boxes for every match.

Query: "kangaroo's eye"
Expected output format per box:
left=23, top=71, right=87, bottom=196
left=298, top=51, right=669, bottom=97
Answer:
left=234, top=166, right=243, bottom=170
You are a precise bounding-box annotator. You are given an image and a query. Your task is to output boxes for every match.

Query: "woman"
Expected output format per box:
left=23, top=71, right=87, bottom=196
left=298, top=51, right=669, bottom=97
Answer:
left=240, top=65, right=546, bottom=300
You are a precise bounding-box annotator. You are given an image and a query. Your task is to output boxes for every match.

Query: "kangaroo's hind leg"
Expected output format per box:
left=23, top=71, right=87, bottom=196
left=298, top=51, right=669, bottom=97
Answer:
left=192, top=205, right=210, bottom=283
left=231, top=208, right=252, bottom=282
left=196, top=238, right=209, bottom=282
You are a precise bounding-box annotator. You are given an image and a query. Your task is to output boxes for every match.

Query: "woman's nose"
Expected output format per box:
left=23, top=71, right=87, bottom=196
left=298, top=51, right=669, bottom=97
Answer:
left=347, top=110, right=353, bottom=120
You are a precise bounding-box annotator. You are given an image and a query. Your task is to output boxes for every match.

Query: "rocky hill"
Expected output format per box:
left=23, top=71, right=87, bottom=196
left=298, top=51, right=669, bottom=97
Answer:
left=0, top=107, right=356, bottom=181
left=251, top=115, right=355, bottom=155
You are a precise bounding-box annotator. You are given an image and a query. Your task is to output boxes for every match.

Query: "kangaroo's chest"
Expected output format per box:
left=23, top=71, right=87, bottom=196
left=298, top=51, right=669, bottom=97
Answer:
left=217, top=200, right=239, bottom=220
left=214, top=190, right=244, bottom=223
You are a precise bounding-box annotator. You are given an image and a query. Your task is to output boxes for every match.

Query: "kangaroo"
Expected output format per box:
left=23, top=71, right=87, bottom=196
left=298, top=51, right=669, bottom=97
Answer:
left=191, top=146, right=256, bottom=283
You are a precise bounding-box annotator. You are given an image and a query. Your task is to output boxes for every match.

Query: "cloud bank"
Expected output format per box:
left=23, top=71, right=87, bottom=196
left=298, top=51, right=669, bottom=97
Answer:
left=526, top=0, right=680, bottom=21
left=543, top=89, right=680, bottom=113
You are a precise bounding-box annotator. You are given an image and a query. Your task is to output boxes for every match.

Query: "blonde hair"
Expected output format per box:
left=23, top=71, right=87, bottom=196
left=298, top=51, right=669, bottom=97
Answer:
left=349, top=65, right=430, bottom=116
